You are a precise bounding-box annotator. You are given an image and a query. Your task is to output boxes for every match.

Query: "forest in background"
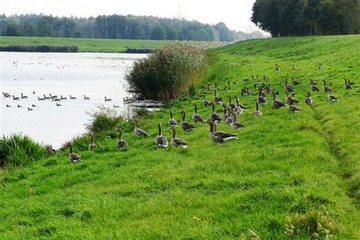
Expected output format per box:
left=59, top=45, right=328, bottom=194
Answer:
left=0, top=14, right=265, bottom=42
left=252, top=0, right=360, bottom=36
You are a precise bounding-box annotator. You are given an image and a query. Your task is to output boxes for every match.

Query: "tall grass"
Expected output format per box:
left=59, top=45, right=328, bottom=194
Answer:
left=0, top=134, right=47, bottom=168
left=125, top=43, right=206, bottom=100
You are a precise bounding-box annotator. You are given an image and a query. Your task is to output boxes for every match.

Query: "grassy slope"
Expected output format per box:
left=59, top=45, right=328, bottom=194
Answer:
left=0, top=36, right=226, bottom=52
left=1, top=35, right=360, bottom=239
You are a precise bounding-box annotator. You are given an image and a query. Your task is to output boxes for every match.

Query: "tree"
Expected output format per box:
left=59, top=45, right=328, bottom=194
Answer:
left=151, top=25, right=167, bottom=40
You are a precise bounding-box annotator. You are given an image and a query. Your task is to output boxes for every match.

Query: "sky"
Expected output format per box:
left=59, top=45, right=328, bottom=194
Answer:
left=0, top=0, right=260, bottom=33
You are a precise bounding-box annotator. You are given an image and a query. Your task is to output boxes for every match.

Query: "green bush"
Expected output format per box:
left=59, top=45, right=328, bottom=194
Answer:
left=0, top=134, right=47, bottom=168
left=125, top=43, right=206, bottom=100
left=86, top=105, right=126, bottom=134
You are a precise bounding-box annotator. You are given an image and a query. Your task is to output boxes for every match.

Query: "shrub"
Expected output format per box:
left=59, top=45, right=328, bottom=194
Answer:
left=125, top=43, right=206, bottom=100
left=0, top=134, right=47, bottom=168
left=86, top=105, right=126, bottom=134
left=285, top=206, right=336, bottom=239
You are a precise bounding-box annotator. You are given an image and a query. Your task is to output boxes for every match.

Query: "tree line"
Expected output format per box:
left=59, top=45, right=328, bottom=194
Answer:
left=251, top=0, right=360, bottom=36
left=0, top=14, right=262, bottom=42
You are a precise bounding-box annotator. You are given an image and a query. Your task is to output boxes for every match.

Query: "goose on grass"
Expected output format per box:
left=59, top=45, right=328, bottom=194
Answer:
left=116, top=128, right=128, bottom=150
left=155, top=122, right=168, bottom=148
left=207, top=119, right=238, bottom=143
left=192, top=102, right=205, bottom=123
left=170, top=126, right=188, bottom=148
left=67, top=142, right=82, bottom=163
left=134, top=119, right=149, bottom=137
left=88, top=132, right=96, bottom=150
left=180, top=109, right=196, bottom=131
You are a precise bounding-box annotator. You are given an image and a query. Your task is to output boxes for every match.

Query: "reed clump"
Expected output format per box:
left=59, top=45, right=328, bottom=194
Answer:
left=125, top=43, right=206, bottom=100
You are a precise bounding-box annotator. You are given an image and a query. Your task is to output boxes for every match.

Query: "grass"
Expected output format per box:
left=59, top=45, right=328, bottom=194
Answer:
left=1, top=35, right=360, bottom=239
left=0, top=36, right=227, bottom=53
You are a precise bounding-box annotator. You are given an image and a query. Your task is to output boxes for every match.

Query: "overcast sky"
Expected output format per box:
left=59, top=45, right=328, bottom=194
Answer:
left=1, top=0, right=259, bottom=32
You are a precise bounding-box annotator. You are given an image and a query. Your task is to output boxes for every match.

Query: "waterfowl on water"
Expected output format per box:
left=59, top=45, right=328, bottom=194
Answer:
left=56, top=103, right=61, bottom=106
left=252, top=101, right=262, bottom=117
left=69, top=95, right=76, bottom=100
left=168, top=110, right=178, bottom=127
left=68, top=143, right=82, bottom=163
left=134, top=119, right=149, bottom=137
left=155, top=122, right=168, bottom=148
left=27, top=107, right=33, bottom=111
left=207, top=120, right=238, bottom=143
left=6, top=104, right=11, bottom=107
left=88, top=132, right=96, bottom=150
left=21, top=93, right=28, bottom=99
left=209, top=102, right=222, bottom=123
left=170, top=126, right=188, bottom=148
left=83, top=95, right=90, bottom=100
left=180, top=109, right=196, bottom=131
left=116, top=128, right=128, bottom=150
left=305, top=91, right=313, bottom=105
left=192, top=102, right=205, bottom=123
left=104, top=96, right=112, bottom=102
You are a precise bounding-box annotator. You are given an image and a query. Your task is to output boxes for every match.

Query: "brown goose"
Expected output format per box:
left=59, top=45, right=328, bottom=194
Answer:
left=209, top=102, right=222, bottom=123
left=328, top=92, right=338, bottom=102
left=288, top=104, right=301, bottom=113
left=168, top=110, right=178, bottom=127
left=227, top=96, right=236, bottom=111
left=213, top=90, right=222, bottom=104
left=116, top=128, right=128, bottom=150
left=344, top=79, right=352, bottom=90
left=170, top=126, right=188, bottom=148
left=272, top=93, right=287, bottom=109
left=230, top=113, right=245, bottom=130
left=180, top=109, right=196, bottom=131
left=222, top=104, right=234, bottom=125
left=305, top=91, right=313, bottom=105
left=155, top=122, right=168, bottom=148
left=202, top=94, right=211, bottom=107
left=207, top=120, right=238, bottom=143
left=252, top=101, right=262, bottom=117
left=88, top=132, right=96, bottom=150
left=192, top=102, right=205, bottom=123
left=285, top=92, right=299, bottom=106
left=322, top=79, right=332, bottom=93
left=134, top=119, right=149, bottom=137
left=68, top=142, right=81, bottom=163
left=234, top=95, right=246, bottom=113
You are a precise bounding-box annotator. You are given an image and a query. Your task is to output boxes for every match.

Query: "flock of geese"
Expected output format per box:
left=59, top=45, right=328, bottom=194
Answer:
left=2, top=91, right=120, bottom=110
left=66, top=63, right=355, bottom=163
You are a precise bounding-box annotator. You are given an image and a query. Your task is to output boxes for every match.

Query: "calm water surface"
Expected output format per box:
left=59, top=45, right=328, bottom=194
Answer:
left=0, top=52, right=146, bottom=149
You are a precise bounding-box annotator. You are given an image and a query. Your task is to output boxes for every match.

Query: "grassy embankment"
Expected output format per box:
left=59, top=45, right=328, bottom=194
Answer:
left=0, top=36, right=226, bottom=52
left=1, top=35, right=360, bottom=239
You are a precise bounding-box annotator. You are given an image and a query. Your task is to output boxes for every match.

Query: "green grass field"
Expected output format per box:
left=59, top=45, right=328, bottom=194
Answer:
left=0, top=36, right=226, bottom=52
left=1, top=35, right=360, bottom=239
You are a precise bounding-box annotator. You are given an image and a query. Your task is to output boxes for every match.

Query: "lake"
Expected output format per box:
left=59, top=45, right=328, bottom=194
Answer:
left=0, top=52, right=147, bottom=149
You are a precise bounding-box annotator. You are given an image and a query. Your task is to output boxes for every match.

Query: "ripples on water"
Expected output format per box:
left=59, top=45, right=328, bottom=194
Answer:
left=1, top=52, right=146, bottom=149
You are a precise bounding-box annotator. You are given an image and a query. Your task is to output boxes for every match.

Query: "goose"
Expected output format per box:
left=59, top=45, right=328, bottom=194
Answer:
left=27, top=107, right=33, bottom=111
left=344, top=79, right=352, bottom=90
left=6, top=104, right=11, bottom=107
left=116, top=128, right=128, bottom=150
left=328, top=92, right=338, bottom=102
left=230, top=113, right=245, bottom=130
left=222, top=104, right=234, bottom=125
left=227, top=96, right=236, bottom=111
left=68, top=142, right=82, bottom=163
left=192, top=102, right=205, bottom=123
left=56, top=103, right=61, bottom=106
left=272, top=93, right=287, bottom=109
left=170, top=126, right=188, bottom=148
left=83, top=95, right=90, bottom=100
left=285, top=91, right=299, bottom=106
left=3, top=92, right=11, bottom=98
left=209, top=102, right=222, bottom=123
left=202, top=94, right=211, bottom=107
left=213, top=90, right=222, bottom=104
left=257, top=90, right=266, bottom=105
left=69, top=95, right=76, bottom=100
left=234, top=95, right=246, bottom=113
left=104, top=96, right=112, bottom=102
left=322, top=79, right=332, bottom=93
left=168, top=110, right=178, bottom=127
left=155, top=122, right=168, bottom=148
left=88, top=132, right=96, bottom=150
left=291, top=77, right=300, bottom=85
left=60, top=95, right=67, bottom=100
left=21, top=93, right=28, bottom=99
left=284, top=80, right=295, bottom=92
left=38, top=96, right=45, bottom=101
left=12, top=95, right=20, bottom=100
left=252, top=101, right=262, bottom=117
left=32, top=104, right=36, bottom=107
left=288, top=104, right=301, bottom=113
left=180, top=109, right=196, bottom=131
left=113, top=105, right=120, bottom=108
left=207, top=120, right=238, bottom=143
left=134, top=119, right=149, bottom=137
left=305, top=91, right=313, bottom=105
left=17, top=104, right=22, bottom=108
